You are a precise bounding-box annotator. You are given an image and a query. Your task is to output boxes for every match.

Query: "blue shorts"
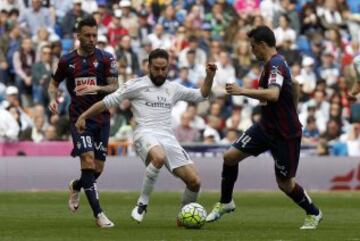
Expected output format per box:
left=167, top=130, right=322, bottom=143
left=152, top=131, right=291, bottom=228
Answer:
left=70, top=121, right=110, bottom=161
left=232, top=123, right=301, bottom=178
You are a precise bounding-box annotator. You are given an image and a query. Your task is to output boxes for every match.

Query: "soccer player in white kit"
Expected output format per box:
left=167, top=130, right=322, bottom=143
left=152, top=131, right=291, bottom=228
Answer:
left=75, top=48, right=217, bottom=224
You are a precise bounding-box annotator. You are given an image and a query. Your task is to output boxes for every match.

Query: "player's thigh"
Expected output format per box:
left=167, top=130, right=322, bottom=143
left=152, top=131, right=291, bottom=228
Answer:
left=70, top=123, right=96, bottom=161
left=134, top=133, right=166, bottom=167
left=147, top=145, right=167, bottom=168
left=161, top=136, right=193, bottom=172
left=95, top=159, right=104, bottom=173
left=93, top=122, right=110, bottom=162
left=223, top=147, right=251, bottom=166
left=173, top=163, right=200, bottom=187
left=232, top=124, right=270, bottom=158
left=270, top=137, right=301, bottom=179
left=79, top=151, right=96, bottom=169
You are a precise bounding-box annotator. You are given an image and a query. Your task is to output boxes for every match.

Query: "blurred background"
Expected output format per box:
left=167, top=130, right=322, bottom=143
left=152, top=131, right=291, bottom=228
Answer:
left=1, top=0, right=360, bottom=158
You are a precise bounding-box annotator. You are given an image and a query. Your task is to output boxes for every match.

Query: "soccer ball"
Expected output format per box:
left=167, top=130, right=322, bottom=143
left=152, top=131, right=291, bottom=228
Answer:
left=178, top=202, right=207, bottom=229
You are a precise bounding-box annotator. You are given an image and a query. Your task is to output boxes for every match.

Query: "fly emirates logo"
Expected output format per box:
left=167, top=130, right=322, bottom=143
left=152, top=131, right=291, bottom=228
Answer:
left=75, top=77, right=97, bottom=95
left=145, top=96, right=171, bottom=109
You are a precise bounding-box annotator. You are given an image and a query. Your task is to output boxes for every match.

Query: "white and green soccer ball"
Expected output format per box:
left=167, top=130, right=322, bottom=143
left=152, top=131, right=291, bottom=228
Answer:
left=178, top=202, right=207, bottom=229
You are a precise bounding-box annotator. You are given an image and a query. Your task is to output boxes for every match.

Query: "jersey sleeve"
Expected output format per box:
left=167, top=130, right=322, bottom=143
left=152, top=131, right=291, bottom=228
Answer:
left=103, top=80, right=137, bottom=108
left=104, top=53, right=118, bottom=78
left=173, top=82, right=205, bottom=103
left=52, top=56, right=67, bottom=83
left=267, top=59, right=285, bottom=88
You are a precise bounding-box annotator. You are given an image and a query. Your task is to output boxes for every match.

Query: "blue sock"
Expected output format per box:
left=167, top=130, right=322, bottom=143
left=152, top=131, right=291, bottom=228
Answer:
left=81, top=169, right=102, bottom=217
left=72, top=172, right=101, bottom=191
left=286, top=183, right=319, bottom=215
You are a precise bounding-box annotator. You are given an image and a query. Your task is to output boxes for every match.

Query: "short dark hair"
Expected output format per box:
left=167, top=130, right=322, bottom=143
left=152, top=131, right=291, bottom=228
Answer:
left=76, top=16, right=97, bottom=32
left=247, top=26, right=276, bottom=47
left=148, top=48, right=169, bottom=64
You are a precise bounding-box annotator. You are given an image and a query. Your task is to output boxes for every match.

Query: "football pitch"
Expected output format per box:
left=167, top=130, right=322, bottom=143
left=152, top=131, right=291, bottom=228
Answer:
left=0, top=191, right=359, bottom=241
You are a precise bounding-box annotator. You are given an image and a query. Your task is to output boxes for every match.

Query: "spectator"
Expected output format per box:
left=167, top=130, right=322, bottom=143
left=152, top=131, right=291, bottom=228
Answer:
left=220, top=128, right=239, bottom=144
left=0, top=107, right=20, bottom=141
left=179, top=35, right=207, bottom=67
left=174, top=112, right=200, bottom=143
left=119, top=0, right=138, bottom=37
left=175, top=67, right=196, bottom=89
left=31, top=44, right=52, bottom=106
left=107, top=9, right=128, bottom=47
left=158, top=5, right=180, bottom=35
left=302, top=115, right=320, bottom=145
left=147, top=24, right=172, bottom=50
left=115, top=35, right=139, bottom=76
left=13, top=37, right=35, bottom=108
left=19, top=0, right=53, bottom=36
left=61, top=0, right=88, bottom=38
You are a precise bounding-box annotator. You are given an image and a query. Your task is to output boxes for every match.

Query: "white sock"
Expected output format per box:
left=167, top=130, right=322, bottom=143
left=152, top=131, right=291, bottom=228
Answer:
left=181, top=187, right=199, bottom=208
left=137, top=163, right=160, bottom=205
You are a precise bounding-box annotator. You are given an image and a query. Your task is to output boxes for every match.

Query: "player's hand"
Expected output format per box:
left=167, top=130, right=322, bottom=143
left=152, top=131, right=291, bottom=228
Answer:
left=75, top=116, right=86, bottom=133
left=206, top=63, right=217, bottom=79
left=75, top=85, right=99, bottom=96
left=48, top=99, right=58, bottom=114
left=225, top=83, right=243, bottom=95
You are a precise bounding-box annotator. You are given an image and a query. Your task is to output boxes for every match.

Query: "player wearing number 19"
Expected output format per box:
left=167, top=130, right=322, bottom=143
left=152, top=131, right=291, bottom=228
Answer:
left=206, top=26, right=322, bottom=230
left=48, top=16, right=118, bottom=228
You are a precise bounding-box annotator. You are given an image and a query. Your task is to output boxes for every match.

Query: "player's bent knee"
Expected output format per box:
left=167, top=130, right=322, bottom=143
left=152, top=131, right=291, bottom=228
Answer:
left=223, top=152, right=238, bottom=166
left=150, top=157, right=166, bottom=169
left=186, top=176, right=201, bottom=192
left=276, top=178, right=294, bottom=193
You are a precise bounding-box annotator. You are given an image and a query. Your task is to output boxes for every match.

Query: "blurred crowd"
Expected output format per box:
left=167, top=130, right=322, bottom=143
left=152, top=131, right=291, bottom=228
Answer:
left=1, top=0, right=360, bottom=156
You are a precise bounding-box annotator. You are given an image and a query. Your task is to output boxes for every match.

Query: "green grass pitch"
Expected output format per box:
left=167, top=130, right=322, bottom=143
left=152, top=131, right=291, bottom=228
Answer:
left=0, top=191, right=359, bottom=241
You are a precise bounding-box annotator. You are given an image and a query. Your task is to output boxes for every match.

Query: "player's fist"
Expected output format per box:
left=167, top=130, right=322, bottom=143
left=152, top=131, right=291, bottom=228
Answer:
left=206, top=63, right=217, bottom=78
left=48, top=99, right=58, bottom=114
left=75, top=117, right=86, bottom=133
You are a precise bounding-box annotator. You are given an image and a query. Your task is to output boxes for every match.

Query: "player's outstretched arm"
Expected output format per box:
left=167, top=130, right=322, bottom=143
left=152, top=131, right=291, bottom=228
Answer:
left=200, top=63, right=217, bottom=98
left=48, top=79, right=60, bottom=114
left=225, top=84, right=280, bottom=102
left=98, top=76, right=119, bottom=94
left=75, top=101, right=106, bottom=133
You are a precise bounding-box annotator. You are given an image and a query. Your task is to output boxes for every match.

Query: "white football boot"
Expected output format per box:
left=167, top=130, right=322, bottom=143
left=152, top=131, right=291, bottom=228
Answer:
left=96, top=212, right=115, bottom=228
left=131, top=203, right=147, bottom=223
left=206, top=200, right=236, bottom=222
left=300, top=210, right=323, bottom=230
left=68, top=179, right=80, bottom=212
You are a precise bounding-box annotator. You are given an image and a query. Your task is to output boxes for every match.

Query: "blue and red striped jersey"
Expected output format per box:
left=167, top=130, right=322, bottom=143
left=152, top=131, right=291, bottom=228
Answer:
left=53, top=48, right=118, bottom=124
left=258, top=54, right=302, bottom=139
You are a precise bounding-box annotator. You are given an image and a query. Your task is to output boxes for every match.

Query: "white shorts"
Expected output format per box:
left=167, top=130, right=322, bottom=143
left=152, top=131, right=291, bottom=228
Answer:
left=133, top=131, right=193, bottom=172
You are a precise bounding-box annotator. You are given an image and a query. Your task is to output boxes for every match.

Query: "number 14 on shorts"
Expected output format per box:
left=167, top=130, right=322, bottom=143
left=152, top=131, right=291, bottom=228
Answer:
left=235, top=133, right=252, bottom=148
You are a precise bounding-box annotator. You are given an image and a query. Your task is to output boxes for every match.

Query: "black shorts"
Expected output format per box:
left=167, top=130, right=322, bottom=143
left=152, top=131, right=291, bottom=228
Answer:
left=70, top=121, right=110, bottom=161
left=232, top=123, right=301, bottom=178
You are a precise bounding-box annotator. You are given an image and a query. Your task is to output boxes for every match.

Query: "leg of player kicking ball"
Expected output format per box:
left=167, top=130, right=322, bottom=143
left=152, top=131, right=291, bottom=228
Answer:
left=206, top=148, right=250, bottom=222
left=173, top=164, right=201, bottom=207
left=173, top=164, right=201, bottom=226
left=131, top=146, right=165, bottom=223
left=277, top=177, right=322, bottom=230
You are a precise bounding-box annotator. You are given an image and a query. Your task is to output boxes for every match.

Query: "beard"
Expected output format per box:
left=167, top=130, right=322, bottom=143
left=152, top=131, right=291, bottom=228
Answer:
left=149, top=73, right=166, bottom=86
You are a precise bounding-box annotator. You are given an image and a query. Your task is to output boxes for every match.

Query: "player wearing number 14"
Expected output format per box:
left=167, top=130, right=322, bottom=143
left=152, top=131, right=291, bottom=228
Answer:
left=207, top=26, right=322, bottom=230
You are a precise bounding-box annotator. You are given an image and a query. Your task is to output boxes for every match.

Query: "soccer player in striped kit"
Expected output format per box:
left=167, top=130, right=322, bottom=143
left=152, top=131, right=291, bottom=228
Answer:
left=48, top=16, right=118, bottom=228
left=206, top=26, right=322, bottom=230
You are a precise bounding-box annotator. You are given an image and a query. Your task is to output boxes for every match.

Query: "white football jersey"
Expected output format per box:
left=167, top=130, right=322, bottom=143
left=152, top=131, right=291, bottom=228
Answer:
left=103, top=76, right=206, bottom=135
